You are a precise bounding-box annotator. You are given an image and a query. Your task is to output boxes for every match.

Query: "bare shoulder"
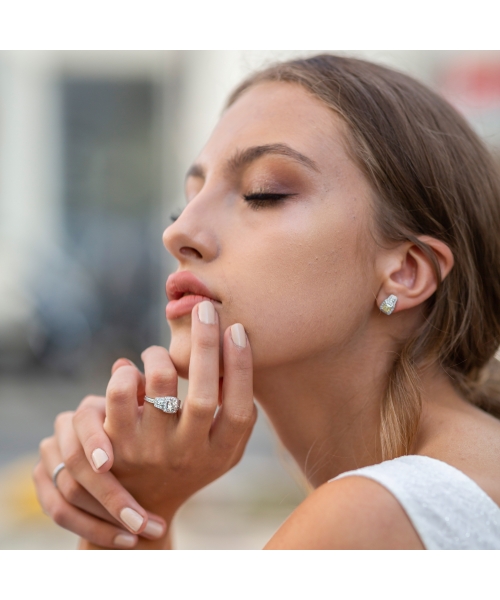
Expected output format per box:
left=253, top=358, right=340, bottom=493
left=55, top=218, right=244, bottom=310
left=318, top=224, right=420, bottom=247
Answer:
left=264, top=475, right=424, bottom=550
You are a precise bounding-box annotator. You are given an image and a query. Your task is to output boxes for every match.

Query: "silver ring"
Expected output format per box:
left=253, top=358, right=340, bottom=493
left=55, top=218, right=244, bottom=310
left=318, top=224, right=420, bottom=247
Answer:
left=52, top=462, right=66, bottom=489
left=144, top=395, right=181, bottom=414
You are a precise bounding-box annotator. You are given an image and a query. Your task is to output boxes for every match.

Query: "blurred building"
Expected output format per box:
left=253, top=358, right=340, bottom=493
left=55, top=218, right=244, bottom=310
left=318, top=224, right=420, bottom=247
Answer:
left=1, top=50, right=500, bottom=374
left=1, top=51, right=500, bottom=548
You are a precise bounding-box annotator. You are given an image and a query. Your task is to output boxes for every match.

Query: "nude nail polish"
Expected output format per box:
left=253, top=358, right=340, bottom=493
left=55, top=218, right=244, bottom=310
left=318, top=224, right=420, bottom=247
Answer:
left=120, top=507, right=144, bottom=532
left=143, top=520, right=165, bottom=538
left=198, top=300, right=216, bottom=324
left=231, top=323, right=246, bottom=348
left=91, top=448, right=109, bottom=469
left=114, top=532, right=137, bottom=548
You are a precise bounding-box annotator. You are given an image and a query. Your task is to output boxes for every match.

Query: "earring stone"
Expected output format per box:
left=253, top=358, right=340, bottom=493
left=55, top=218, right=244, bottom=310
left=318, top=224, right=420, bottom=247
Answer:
left=379, top=294, right=398, bottom=315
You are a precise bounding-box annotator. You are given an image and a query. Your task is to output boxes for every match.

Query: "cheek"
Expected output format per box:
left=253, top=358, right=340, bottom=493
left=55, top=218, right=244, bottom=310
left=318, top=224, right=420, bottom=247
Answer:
left=222, top=215, right=374, bottom=369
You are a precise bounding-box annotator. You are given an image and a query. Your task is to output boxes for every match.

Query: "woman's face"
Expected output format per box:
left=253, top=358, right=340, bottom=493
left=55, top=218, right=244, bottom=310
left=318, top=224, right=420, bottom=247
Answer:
left=163, top=82, right=379, bottom=377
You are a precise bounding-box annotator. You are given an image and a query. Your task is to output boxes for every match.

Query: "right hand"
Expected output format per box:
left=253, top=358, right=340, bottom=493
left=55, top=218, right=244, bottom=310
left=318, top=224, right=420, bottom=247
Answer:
left=34, top=403, right=168, bottom=549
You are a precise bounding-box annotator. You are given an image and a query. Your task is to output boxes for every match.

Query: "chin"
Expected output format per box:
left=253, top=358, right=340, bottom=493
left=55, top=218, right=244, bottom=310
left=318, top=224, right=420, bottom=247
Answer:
left=168, top=318, right=226, bottom=380
left=168, top=328, right=191, bottom=379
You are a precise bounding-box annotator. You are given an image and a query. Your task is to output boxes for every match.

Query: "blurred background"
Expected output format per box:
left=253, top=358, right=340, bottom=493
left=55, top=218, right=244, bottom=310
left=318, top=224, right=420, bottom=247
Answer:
left=1, top=50, right=500, bottom=549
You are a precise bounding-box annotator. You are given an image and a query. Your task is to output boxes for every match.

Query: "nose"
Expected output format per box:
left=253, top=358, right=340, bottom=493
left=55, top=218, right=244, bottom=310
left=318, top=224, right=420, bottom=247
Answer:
left=162, top=198, right=219, bottom=264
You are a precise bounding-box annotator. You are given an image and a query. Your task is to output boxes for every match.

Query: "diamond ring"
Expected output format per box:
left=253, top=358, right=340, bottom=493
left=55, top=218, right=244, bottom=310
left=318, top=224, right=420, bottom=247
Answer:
left=144, top=395, right=181, bottom=414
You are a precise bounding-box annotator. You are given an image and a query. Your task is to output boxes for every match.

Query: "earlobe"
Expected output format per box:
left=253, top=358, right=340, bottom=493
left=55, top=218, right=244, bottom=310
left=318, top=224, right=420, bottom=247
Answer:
left=376, top=236, right=454, bottom=315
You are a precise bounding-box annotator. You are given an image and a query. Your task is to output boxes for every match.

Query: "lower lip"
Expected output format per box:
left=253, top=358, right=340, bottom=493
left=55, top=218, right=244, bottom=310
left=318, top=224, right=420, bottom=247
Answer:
left=166, top=295, right=215, bottom=320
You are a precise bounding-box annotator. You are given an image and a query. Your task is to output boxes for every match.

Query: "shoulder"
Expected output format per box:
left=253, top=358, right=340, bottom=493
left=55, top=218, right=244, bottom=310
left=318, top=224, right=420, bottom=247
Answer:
left=264, top=475, right=424, bottom=549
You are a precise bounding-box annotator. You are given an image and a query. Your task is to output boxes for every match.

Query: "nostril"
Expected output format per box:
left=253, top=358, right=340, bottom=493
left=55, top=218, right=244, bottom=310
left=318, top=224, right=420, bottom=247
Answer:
left=180, top=246, right=203, bottom=259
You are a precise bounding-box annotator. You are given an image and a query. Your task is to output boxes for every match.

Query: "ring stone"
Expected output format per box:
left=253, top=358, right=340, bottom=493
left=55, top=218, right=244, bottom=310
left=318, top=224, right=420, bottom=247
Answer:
left=144, top=395, right=180, bottom=414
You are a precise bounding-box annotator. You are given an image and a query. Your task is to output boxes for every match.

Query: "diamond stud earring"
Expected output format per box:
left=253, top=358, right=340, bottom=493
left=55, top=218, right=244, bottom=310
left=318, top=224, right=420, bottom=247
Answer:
left=379, top=294, right=398, bottom=315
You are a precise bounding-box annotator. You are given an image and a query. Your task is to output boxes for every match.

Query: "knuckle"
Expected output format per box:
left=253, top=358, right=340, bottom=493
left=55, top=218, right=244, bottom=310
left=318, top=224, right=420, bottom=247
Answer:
left=72, top=404, right=92, bottom=426
left=54, top=411, right=74, bottom=430
left=60, top=479, right=82, bottom=506
left=78, top=395, right=104, bottom=411
left=148, top=368, right=176, bottom=392
left=187, top=396, right=217, bottom=420
left=51, top=502, right=68, bottom=528
left=63, top=448, right=85, bottom=473
left=98, top=486, right=119, bottom=511
left=141, top=345, right=164, bottom=358
left=195, top=332, right=217, bottom=352
left=232, top=363, right=253, bottom=386
left=226, top=410, right=253, bottom=430
left=107, top=379, right=134, bottom=405
left=38, top=436, right=53, bottom=456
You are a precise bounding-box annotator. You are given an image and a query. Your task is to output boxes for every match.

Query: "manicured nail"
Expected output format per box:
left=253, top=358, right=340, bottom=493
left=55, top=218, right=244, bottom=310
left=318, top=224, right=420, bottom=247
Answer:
left=231, top=323, right=246, bottom=348
left=143, top=520, right=165, bottom=538
left=198, top=300, right=216, bottom=324
left=91, top=448, right=109, bottom=470
left=114, top=532, right=137, bottom=548
left=120, top=507, right=144, bottom=532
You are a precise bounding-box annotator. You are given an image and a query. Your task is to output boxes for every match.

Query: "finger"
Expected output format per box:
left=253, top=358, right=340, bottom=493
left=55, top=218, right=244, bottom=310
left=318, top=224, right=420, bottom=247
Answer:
left=210, top=324, right=256, bottom=451
left=105, top=365, right=142, bottom=435
left=33, top=460, right=139, bottom=549
left=178, top=301, right=220, bottom=440
left=111, top=359, right=146, bottom=405
left=141, top=345, right=179, bottom=433
left=39, top=434, right=120, bottom=524
left=73, top=396, right=114, bottom=473
left=55, top=412, right=166, bottom=538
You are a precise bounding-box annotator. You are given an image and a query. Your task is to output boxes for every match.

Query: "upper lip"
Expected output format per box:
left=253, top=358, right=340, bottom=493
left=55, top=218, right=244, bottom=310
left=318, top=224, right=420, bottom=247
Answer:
left=166, top=271, right=220, bottom=302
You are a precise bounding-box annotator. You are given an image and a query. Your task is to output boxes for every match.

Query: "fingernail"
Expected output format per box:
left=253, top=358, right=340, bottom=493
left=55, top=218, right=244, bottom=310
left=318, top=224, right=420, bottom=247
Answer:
left=198, top=300, right=216, bottom=325
left=120, top=507, right=144, bottom=532
left=231, top=323, right=246, bottom=348
left=114, top=532, right=137, bottom=548
left=143, top=520, right=165, bottom=538
left=91, top=448, right=109, bottom=470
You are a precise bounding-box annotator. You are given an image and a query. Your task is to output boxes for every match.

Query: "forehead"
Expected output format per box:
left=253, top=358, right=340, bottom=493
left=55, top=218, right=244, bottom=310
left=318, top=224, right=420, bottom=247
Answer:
left=197, top=82, right=353, bottom=174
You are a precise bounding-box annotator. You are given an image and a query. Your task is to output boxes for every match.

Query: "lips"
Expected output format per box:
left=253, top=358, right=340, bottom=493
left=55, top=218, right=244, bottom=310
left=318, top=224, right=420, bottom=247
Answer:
left=165, top=271, right=220, bottom=320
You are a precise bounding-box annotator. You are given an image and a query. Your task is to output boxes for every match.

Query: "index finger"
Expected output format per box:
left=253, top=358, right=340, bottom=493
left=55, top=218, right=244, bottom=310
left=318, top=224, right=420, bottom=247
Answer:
left=72, top=396, right=114, bottom=473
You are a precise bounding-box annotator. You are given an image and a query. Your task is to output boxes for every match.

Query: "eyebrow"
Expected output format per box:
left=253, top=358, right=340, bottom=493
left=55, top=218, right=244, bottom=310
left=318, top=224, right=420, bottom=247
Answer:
left=185, top=143, right=320, bottom=181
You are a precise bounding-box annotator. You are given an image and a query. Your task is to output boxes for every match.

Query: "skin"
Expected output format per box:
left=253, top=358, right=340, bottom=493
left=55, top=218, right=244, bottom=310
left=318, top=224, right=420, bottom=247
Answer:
left=34, top=81, right=500, bottom=549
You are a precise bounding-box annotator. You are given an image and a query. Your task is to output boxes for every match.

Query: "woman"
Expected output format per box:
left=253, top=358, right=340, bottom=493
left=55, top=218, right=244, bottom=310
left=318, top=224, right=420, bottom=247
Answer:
left=34, top=54, right=500, bottom=549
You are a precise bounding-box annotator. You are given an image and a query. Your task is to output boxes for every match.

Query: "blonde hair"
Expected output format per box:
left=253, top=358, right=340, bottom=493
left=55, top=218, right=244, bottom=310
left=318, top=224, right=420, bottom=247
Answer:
left=227, top=54, right=500, bottom=459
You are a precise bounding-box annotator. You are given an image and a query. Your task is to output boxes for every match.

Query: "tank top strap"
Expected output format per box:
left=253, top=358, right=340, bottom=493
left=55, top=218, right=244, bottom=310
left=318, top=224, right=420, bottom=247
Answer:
left=330, top=455, right=500, bottom=549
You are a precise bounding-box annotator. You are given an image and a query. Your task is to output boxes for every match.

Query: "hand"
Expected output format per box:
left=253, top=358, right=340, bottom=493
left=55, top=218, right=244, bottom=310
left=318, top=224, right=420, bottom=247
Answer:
left=34, top=405, right=167, bottom=549
left=96, top=302, right=256, bottom=525
left=35, top=300, right=256, bottom=549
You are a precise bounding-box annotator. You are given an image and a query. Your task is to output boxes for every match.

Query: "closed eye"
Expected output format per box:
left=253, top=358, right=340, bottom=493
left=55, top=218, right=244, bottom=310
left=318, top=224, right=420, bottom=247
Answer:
left=243, top=192, right=296, bottom=210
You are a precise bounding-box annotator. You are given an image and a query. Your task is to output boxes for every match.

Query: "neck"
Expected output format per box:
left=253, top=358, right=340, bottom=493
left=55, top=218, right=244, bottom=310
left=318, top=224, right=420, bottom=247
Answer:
left=253, top=334, right=391, bottom=488
left=253, top=327, right=464, bottom=488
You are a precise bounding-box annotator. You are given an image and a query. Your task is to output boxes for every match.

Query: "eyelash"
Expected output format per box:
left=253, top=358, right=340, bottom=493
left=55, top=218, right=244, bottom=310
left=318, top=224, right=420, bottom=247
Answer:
left=171, top=191, right=293, bottom=221
left=243, top=192, right=291, bottom=210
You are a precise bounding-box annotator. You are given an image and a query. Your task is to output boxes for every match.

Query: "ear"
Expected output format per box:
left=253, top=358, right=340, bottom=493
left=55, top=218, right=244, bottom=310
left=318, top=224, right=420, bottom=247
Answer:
left=376, top=235, right=454, bottom=314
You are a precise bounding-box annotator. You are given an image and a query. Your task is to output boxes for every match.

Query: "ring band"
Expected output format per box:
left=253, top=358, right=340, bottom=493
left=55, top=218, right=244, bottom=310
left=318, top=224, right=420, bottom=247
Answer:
left=144, top=395, right=181, bottom=414
left=52, top=462, right=66, bottom=489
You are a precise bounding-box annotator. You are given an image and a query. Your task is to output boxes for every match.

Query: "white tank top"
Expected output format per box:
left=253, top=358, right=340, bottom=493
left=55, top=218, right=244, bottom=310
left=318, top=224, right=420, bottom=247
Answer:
left=331, top=455, right=500, bottom=549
